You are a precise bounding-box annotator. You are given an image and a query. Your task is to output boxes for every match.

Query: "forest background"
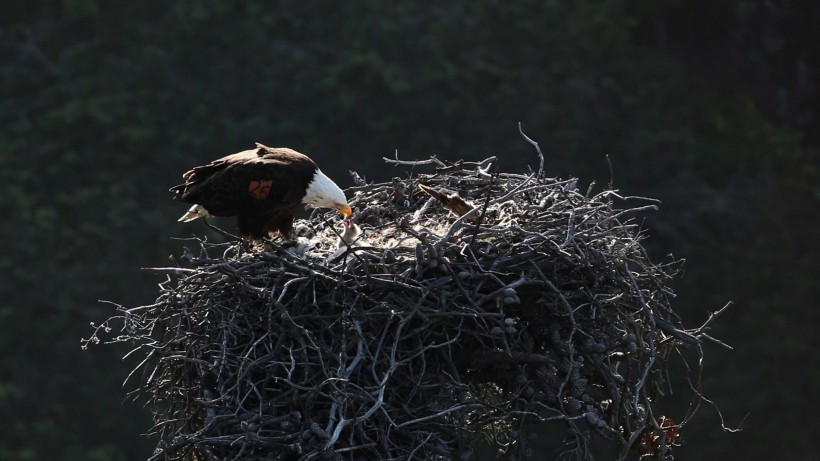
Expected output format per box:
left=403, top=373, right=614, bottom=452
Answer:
left=0, top=1, right=817, bottom=460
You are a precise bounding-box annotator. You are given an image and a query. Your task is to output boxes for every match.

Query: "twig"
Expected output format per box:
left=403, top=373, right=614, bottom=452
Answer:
left=518, top=122, right=545, bottom=177
left=383, top=150, right=446, bottom=167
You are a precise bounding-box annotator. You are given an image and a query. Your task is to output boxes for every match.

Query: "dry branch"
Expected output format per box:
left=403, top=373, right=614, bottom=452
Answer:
left=87, top=156, right=715, bottom=461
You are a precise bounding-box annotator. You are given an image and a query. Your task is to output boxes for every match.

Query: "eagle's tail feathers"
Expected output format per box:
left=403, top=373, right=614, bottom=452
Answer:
left=178, top=204, right=210, bottom=222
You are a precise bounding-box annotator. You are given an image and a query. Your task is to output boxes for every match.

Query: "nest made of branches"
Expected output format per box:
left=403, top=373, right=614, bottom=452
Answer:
left=88, top=153, right=719, bottom=461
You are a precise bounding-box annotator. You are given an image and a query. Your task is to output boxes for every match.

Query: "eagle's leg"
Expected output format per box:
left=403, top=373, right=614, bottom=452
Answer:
left=267, top=215, right=296, bottom=241
left=261, top=236, right=279, bottom=253
left=262, top=230, right=294, bottom=252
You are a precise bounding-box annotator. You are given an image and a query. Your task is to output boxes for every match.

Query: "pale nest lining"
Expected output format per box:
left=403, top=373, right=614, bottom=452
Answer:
left=89, top=156, right=714, bottom=461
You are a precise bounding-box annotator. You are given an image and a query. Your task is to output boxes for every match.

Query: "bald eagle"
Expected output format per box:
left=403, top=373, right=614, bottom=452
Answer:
left=170, top=143, right=352, bottom=239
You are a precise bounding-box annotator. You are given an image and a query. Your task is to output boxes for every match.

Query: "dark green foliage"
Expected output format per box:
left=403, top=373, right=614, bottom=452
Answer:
left=0, top=1, right=816, bottom=459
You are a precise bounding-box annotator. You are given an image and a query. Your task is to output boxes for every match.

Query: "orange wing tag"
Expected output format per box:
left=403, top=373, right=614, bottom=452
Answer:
left=248, top=179, right=273, bottom=199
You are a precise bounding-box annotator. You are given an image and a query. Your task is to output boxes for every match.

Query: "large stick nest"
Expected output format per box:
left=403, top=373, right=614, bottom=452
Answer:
left=89, top=155, right=715, bottom=461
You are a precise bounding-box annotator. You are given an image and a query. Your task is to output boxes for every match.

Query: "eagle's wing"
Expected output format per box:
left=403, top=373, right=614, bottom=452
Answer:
left=170, top=148, right=313, bottom=217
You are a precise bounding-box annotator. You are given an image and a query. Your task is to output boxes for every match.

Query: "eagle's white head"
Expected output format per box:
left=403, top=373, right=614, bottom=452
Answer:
left=303, top=169, right=352, bottom=218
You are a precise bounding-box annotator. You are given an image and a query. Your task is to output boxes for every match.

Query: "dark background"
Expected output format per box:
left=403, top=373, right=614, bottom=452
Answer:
left=1, top=1, right=817, bottom=460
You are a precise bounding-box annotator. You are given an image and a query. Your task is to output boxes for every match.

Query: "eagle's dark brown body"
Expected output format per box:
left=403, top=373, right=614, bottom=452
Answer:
left=170, top=145, right=320, bottom=238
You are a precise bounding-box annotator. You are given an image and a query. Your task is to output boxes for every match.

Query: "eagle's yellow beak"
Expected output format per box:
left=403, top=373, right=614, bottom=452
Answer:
left=336, top=204, right=353, bottom=218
